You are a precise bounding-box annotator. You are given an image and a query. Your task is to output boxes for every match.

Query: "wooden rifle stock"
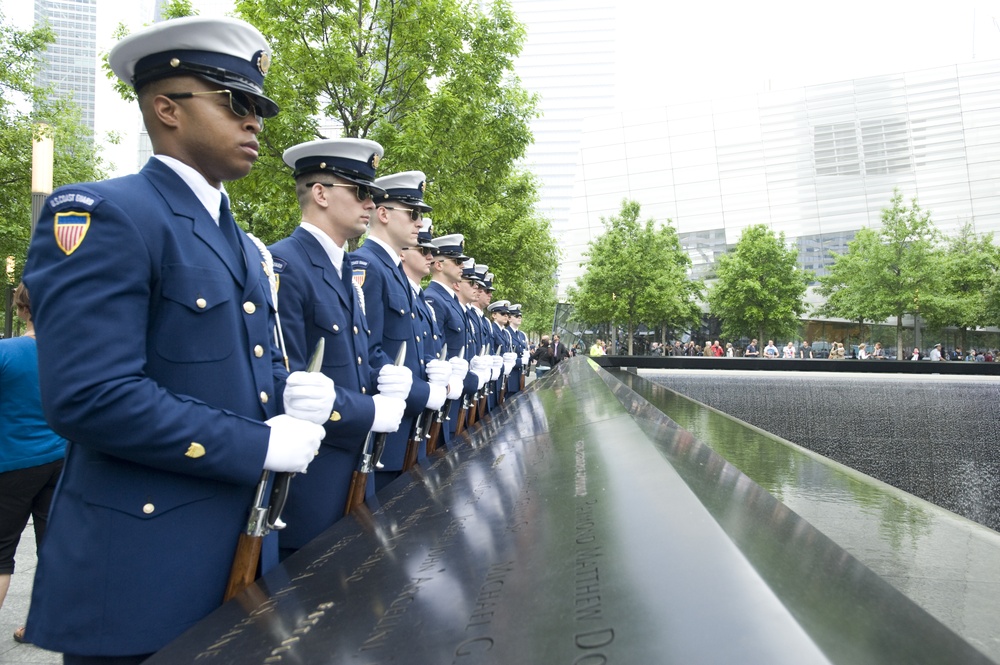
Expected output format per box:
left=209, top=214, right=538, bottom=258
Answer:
left=426, top=408, right=445, bottom=456
left=402, top=411, right=426, bottom=472
left=344, top=467, right=368, bottom=516
left=455, top=395, right=469, bottom=436
left=224, top=532, right=262, bottom=602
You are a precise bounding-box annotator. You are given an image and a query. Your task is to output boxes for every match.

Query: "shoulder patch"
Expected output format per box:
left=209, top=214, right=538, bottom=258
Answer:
left=272, top=256, right=287, bottom=273
left=54, top=211, right=91, bottom=256
left=352, top=269, right=366, bottom=288
left=47, top=188, right=102, bottom=213
left=350, top=257, right=369, bottom=269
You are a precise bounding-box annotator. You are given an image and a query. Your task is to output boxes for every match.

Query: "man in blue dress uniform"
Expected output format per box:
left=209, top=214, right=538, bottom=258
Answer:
left=268, top=139, right=411, bottom=559
left=21, top=17, right=335, bottom=665
left=350, top=172, right=452, bottom=491
left=400, top=219, right=465, bottom=463
left=506, top=303, right=528, bottom=395
left=424, top=235, right=489, bottom=445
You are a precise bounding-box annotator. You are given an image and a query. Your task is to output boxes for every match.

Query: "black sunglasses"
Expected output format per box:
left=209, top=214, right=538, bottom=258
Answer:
left=306, top=182, right=375, bottom=201
left=381, top=205, right=423, bottom=222
left=165, top=89, right=263, bottom=125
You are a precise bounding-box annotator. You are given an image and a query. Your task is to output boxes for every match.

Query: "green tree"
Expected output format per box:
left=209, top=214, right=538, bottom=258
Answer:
left=0, top=12, right=110, bottom=310
left=815, top=227, right=884, bottom=343
left=569, top=200, right=702, bottom=354
left=931, top=221, right=999, bottom=349
left=707, top=223, right=810, bottom=343
left=228, top=0, right=556, bottom=315
left=816, top=190, right=941, bottom=357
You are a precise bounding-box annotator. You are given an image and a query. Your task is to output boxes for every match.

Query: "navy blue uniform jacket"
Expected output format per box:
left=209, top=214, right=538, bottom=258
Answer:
left=350, top=241, right=429, bottom=471
left=22, top=159, right=285, bottom=656
left=269, top=228, right=377, bottom=548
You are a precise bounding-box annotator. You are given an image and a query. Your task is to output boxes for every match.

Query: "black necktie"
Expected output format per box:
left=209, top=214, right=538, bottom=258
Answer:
left=219, top=196, right=246, bottom=276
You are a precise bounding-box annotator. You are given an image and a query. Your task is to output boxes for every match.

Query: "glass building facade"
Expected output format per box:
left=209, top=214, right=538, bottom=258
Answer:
left=509, top=0, right=617, bottom=254
left=559, top=59, right=1000, bottom=301
left=34, top=0, right=97, bottom=132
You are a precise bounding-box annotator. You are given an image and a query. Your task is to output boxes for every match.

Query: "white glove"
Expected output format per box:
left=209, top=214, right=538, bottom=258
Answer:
left=377, top=364, right=413, bottom=400
left=263, top=415, right=325, bottom=473
left=521, top=350, right=530, bottom=365
left=448, top=357, right=469, bottom=381
left=283, top=371, right=335, bottom=425
left=446, top=377, right=464, bottom=400
left=472, top=370, right=488, bottom=391
left=502, top=352, right=517, bottom=375
left=489, top=355, right=502, bottom=380
left=371, top=394, right=406, bottom=433
left=470, top=356, right=491, bottom=387
left=425, top=359, right=451, bottom=387
left=425, top=384, right=447, bottom=410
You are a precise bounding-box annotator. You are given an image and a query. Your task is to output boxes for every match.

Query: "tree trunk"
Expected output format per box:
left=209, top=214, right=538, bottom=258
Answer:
left=627, top=319, right=634, bottom=355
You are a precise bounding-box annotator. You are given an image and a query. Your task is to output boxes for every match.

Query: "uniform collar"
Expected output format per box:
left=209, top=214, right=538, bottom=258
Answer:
left=300, top=221, right=346, bottom=277
left=153, top=154, right=224, bottom=223
left=365, top=235, right=401, bottom=266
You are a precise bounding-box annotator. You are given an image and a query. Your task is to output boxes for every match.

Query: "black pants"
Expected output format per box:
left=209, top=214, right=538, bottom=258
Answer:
left=0, top=458, right=63, bottom=573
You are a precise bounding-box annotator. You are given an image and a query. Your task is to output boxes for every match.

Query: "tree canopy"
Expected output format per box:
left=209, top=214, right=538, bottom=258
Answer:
left=922, top=221, right=997, bottom=350
left=706, top=223, right=810, bottom=343
left=0, top=11, right=111, bottom=286
left=816, top=190, right=941, bottom=356
left=227, top=0, right=557, bottom=326
left=569, top=199, right=702, bottom=354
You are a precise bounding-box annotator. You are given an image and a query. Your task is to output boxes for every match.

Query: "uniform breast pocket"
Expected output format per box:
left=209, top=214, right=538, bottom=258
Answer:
left=313, top=303, right=349, bottom=367
left=383, top=292, right=411, bottom=342
left=155, top=264, right=236, bottom=362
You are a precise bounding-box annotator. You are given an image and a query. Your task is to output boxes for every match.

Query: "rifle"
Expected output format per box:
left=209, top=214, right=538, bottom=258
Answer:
left=225, top=338, right=324, bottom=602
left=471, top=344, right=492, bottom=428
left=344, top=342, right=407, bottom=515
left=426, top=344, right=461, bottom=455
left=403, top=344, right=447, bottom=470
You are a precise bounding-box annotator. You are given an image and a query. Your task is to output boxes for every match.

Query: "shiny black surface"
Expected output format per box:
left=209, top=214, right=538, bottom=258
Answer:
left=146, top=359, right=992, bottom=664
left=627, top=368, right=1000, bottom=660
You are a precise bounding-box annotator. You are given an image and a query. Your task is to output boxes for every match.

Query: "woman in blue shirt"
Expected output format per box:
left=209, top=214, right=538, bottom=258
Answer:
left=0, top=283, right=66, bottom=643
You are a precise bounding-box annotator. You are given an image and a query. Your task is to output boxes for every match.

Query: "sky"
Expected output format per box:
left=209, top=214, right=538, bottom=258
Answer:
left=4, top=0, right=1000, bottom=176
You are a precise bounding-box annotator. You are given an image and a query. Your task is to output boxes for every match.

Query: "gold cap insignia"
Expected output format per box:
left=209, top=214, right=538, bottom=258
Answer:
left=419, top=181, right=426, bottom=193
left=185, top=442, right=206, bottom=459
left=319, top=161, right=327, bottom=170
left=257, top=52, right=271, bottom=75
left=371, top=153, right=380, bottom=169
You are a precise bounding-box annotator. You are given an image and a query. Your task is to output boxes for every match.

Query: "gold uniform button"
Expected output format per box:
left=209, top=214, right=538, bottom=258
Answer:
left=260, top=391, right=269, bottom=404
left=411, top=312, right=416, bottom=319
left=399, top=309, right=405, bottom=315
left=433, top=334, right=438, bottom=340
left=143, top=503, right=155, bottom=515
left=254, top=345, right=264, bottom=358
left=333, top=324, right=340, bottom=332
left=195, top=298, right=207, bottom=309
left=185, top=443, right=206, bottom=458
left=361, top=387, right=367, bottom=394
left=420, top=359, right=425, bottom=365
left=357, top=356, right=362, bottom=365
left=243, top=301, right=256, bottom=314
left=330, top=411, right=342, bottom=422
left=353, top=326, right=359, bottom=334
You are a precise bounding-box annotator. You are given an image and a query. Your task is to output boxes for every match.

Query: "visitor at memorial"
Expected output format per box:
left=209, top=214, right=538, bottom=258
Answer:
left=799, top=341, right=813, bottom=358
left=763, top=340, right=779, bottom=358
left=745, top=339, right=759, bottom=357
left=0, top=283, right=66, bottom=646
left=782, top=341, right=796, bottom=358
left=725, top=342, right=735, bottom=357
left=871, top=342, right=886, bottom=359
left=929, top=343, right=943, bottom=361
left=857, top=343, right=869, bottom=360
left=911, top=347, right=922, bottom=361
